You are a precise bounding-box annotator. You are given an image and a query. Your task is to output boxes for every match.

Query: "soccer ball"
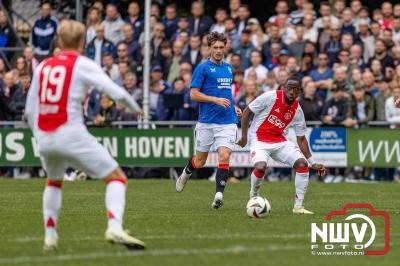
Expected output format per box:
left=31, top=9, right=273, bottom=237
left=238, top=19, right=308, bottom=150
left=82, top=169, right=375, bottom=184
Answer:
left=246, top=196, right=271, bottom=218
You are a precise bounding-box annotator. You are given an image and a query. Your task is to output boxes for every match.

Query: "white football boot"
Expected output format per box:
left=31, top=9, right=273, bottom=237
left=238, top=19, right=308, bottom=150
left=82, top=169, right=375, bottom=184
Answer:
left=211, top=192, right=224, bottom=209
left=176, top=168, right=192, bottom=192
left=292, top=206, right=314, bottom=214
left=105, top=228, right=145, bottom=250
left=43, top=234, right=58, bottom=251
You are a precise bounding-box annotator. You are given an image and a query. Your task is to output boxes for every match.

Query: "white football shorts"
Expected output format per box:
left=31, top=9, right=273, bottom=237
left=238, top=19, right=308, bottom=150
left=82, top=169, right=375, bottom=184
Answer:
left=36, top=125, right=118, bottom=180
left=195, top=122, right=237, bottom=152
left=250, top=139, right=305, bottom=167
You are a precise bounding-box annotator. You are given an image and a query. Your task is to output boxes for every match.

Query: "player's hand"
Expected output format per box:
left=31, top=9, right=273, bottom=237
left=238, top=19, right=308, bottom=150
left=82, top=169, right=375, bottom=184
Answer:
left=311, top=163, right=326, bottom=177
left=236, top=137, right=247, bottom=147
left=214, top=97, right=231, bottom=108
left=235, top=106, right=242, bottom=117
left=395, top=98, right=400, bottom=108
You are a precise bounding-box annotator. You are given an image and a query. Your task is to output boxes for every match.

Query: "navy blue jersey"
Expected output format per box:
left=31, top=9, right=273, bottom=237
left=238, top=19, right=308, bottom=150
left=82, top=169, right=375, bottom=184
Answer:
left=190, top=59, right=237, bottom=124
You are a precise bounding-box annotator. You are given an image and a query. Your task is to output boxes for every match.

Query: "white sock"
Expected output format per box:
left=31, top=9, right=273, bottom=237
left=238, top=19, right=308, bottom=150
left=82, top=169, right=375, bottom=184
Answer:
left=105, top=180, right=126, bottom=230
left=251, top=169, right=265, bottom=193
left=294, top=168, right=309, bottom=207
left=43, top=184, right=62, bottom=237
left=215, top=191, right=223, bottom=199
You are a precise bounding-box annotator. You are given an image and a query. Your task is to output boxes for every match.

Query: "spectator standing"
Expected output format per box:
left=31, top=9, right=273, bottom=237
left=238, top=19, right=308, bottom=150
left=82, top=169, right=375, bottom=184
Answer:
left=235, top=29, right=253, bottom=69
left=0, top=10, right=16, bottom=60
left=162, top=4, right=178, bottom=41
left=150, top=23, right=165, bottom=64
left=309, top=52, right=333, bottom=99
left=30, top=2, right=58, bottom=59
left=385, top=87, right=400, bottom=128
left=102, top=53, right=120, bottom=81
left=356, top=19, right=375, bottom=62
left=121, top=24, right=142, bottom=63
left=189, top=1, right=213, bottom=36
left=8, top=71, right=30, bottom=120
left=343, top=85, right=375, bottom=128
left=102, top=4, right=125, bottom=45
left=236, top=79, right=259, bottom=111
left=236, top=4, right=250, bottom=36
left=125, top=1, right=143, bottom=41
left=167, top=40, right=184, bottom=83
left=86, top=7, right=101, bottom=45
left=23, top=46, right=39, bottom=77
left=288, top=25, right=305, bottom=60
left=86, top=24, right=116, bottom=66
left=210, top=8, right=228, bottom=33
left=299, top=81, right=324, bottom=121
left=375, top=80, right=391, bottom=121
left=244, top=50, right=268, bottom=84
left=314, top=1, right=340, bottom=29
left=182, top=34, right=202, bottom=68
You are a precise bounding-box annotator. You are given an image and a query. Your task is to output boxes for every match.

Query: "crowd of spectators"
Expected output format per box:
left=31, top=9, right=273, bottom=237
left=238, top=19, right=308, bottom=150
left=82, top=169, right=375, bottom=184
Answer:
left=1, top=0, right=400, bottom=181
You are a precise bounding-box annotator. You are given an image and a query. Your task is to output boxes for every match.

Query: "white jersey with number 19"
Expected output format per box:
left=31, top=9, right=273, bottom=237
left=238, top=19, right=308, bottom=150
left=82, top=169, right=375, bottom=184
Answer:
left=26, top=51, right=140, bottom=135
left=25, top=51, right=141, bottom=180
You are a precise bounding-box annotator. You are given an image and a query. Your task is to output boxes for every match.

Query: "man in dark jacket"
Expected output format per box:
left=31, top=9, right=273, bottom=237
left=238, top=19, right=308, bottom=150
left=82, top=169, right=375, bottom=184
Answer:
left=9, top=72, right=30, bottom=120
left=320, top=84, right=349, bottom=126
left=86, top=24, right=116, bottom=66
left=31, top=2, right=58, bottom=59
left=189, top=1, right=213, bottom=35
left=343, top=85, right=375, bottom=128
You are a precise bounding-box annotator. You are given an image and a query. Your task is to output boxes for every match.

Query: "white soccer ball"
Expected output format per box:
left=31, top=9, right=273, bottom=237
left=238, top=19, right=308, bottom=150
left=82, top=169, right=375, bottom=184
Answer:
left=246, top=196, right=271, bottom=218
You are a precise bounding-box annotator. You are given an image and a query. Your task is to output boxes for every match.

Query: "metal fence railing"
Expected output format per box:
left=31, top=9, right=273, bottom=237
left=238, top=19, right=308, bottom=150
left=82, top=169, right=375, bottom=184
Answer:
left=0, top=120, right=393, bottom=128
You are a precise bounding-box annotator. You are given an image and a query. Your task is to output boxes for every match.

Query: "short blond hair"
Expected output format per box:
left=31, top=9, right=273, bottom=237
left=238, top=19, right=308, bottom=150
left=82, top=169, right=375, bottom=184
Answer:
left=57, top=20, right=85, bottom=49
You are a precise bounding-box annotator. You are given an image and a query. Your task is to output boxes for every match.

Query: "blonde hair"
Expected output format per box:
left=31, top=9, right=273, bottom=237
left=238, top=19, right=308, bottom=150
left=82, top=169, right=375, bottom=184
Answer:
left=57, top=20, right=86, bottom=49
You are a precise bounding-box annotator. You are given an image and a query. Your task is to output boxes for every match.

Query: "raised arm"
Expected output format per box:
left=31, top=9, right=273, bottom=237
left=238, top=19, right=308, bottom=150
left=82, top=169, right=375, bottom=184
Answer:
left=80, top=58, right=142, bottom=113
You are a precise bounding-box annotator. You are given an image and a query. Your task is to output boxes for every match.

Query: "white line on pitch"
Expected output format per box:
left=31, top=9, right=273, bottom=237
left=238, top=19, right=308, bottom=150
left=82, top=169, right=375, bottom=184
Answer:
left=8, top=233, right=310, bottom=243
left=0, top=245, right=302, bottom=265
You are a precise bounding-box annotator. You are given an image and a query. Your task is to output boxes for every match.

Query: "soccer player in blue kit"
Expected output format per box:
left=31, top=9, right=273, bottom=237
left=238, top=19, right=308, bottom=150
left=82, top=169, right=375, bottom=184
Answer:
left=176, top=32, right=242, bottom=209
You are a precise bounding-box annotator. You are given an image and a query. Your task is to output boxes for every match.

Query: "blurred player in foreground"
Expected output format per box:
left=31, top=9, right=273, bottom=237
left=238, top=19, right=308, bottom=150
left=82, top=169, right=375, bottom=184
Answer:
left=237, top=77, right=326, bottom=214
left=25, top=20, right=145, bottom=250
left=175, top=32, right=242, bottom=209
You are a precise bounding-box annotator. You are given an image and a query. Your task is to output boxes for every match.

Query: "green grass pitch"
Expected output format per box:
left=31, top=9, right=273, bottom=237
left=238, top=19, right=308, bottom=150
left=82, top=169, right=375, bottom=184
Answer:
left=0, top=178, right=398, bottom=266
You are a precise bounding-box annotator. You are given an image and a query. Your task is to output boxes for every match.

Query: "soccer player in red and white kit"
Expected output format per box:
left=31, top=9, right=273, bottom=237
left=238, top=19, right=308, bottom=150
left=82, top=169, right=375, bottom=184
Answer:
left=25, top=20, right=145, bottom=250
left=237, top=77, right=326, bottom=214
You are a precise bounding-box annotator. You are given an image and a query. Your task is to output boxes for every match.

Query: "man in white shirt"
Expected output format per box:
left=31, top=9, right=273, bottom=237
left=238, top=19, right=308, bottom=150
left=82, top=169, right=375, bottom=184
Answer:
left=102, top=3, right=125, bottom=45
left=102, top=53, right=120, bottom=81
left=244, top=50, right=268, bottom=84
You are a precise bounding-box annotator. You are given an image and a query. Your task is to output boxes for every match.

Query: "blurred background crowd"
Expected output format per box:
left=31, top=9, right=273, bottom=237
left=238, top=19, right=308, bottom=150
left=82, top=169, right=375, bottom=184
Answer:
left=0, top=0, right=400, bottom=181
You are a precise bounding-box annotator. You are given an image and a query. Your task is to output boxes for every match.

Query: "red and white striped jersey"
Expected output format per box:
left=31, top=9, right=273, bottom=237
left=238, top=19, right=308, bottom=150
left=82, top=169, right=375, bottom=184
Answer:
left=26, top=51, right=141, bottom=133
left=248, top=90, right=306, bottom=143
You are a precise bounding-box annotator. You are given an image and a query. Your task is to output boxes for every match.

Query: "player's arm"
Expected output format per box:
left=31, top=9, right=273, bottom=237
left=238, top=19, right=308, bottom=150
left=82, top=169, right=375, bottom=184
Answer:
left=81, top=58, right=142, bottom=114
left=189, top=63, right=230, bottom=107
left=190, top=88, right=230, bottom=107
left=294, top=108, right=326, bottom=176
left=236, top=106, right=254, bottom=147
left=25, top=65, right=41, bottom=129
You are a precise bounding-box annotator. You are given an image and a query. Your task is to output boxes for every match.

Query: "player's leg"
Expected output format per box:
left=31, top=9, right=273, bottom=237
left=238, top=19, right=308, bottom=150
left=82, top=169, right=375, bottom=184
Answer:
left=176, top=124, right=212, bottom=192
left=211, top=146, right=231, bottom=209
left=211, top=124, right=237, bottom=209
left=40, top=154, right=66, bottom=251
left=102, top=168, right=145, bottom=249
left=66, top=133, right=145, bottom=249
left=249, top=141, right=269, bottom=198
left=292, top=158, right=313, bottom=214
left=273, top=141, right=313, bottom=214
